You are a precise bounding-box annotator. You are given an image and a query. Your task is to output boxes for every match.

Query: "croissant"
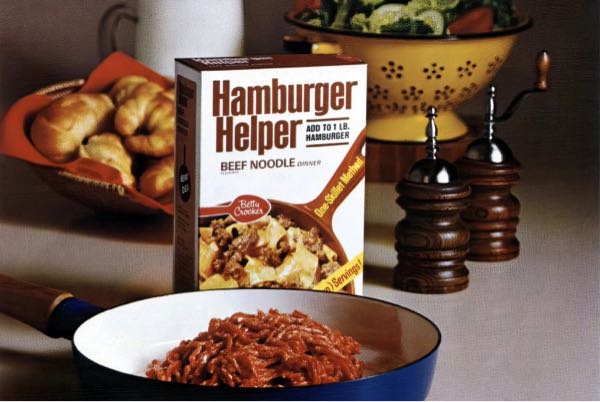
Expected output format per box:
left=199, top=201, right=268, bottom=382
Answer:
left=31, top=94, right=114, bottom=163
left=139, top=156, right=174, bottom=202
left=109, top=75, right=149, bottom=106
left=79, top=133, right=135, bottom=186
left=146, top=89, right=175, bottom=132
left=111, top=76, right=174, bottom=158
left=123, top=90, right=174, bottom=157
left=124, top=128, right=173, bottom=158
left=113, top=81, right=164, bottom=136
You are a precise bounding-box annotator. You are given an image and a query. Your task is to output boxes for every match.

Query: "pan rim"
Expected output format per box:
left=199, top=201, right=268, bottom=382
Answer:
left=72, top=288, right=442, bottom=392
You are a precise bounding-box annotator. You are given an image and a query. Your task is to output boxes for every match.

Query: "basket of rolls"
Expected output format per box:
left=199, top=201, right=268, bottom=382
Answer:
left=0, top=52, right=175, bottom=215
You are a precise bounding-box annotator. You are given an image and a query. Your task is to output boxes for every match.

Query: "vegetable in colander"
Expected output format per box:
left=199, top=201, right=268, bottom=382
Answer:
left=296, top=0, right=519, bottom=34
left=415, top=9, right=445, bottom=34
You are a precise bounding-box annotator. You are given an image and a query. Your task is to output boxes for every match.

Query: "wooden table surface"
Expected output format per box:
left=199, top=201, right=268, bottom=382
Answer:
left=0, top=152, right=598, bottom=400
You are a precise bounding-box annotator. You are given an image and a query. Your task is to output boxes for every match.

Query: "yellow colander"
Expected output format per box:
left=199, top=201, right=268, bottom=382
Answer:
left=285, top=11, right=532, bottom=142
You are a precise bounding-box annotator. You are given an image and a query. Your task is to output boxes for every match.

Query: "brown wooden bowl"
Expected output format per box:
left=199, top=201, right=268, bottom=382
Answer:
left=30, top=80, right=167, bottom=216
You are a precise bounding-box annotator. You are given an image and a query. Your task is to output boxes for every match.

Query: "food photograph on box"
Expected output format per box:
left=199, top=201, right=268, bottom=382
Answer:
left=0, top=0, right=598, bottom=401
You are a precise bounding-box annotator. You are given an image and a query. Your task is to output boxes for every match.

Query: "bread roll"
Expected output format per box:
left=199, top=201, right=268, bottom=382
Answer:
left=145, top=89, right=175, bottom=132
left=124, top=129, right=174, bottom=158
left=78, top=133, right=135, bottom=186
left=139, top=156, right=174, bottom=201
left=113, top=81, right=164, bottom=136
left=31, top=94, right=115, bottom=163
left=110, top=76, right=174, bottom=157
left=123, top=90, right=175, bottom=157
left=109, top=75, right=149, bottom=106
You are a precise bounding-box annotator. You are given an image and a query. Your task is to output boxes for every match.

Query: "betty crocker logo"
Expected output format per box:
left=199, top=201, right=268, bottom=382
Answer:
left=199, top=195, right=271, bottom=223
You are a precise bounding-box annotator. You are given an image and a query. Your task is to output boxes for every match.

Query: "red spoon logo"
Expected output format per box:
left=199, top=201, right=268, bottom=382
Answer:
left=199, top=195, right=271, bottom=223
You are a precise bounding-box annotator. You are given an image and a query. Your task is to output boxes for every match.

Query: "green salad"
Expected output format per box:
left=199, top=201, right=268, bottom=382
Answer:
left=296, top=0, right=519, bottom=35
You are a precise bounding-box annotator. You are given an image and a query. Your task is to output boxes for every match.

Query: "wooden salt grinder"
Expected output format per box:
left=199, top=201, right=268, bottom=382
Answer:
left=456, top=51, right=550, bottom=261
left=394, top=107, right=471, bottom=294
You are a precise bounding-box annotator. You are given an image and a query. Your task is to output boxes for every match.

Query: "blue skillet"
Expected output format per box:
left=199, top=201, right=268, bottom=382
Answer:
left=0, top=274, right=440, bottom=400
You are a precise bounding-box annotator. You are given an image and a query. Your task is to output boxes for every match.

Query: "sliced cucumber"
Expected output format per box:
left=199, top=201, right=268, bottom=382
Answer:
left=416, top=9, right=446, bottom=34
left=370, top=4, right=413, bottom=33
left=371, top=3, right=414, bottom=17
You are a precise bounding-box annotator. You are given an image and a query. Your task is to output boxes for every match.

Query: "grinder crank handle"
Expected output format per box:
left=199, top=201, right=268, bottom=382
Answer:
left=535, top=50, right=550, bottom=91
left=0, top=274, right=103, bottom=339
left=496, top=50, right=551, bottom=122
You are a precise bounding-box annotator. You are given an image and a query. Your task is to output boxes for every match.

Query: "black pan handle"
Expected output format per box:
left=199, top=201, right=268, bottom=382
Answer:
left=0, top=274, right=103, bottom=339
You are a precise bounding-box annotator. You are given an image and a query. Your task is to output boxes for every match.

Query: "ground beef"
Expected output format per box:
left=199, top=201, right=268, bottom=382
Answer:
left=222, top=259, right=245, bottom=282
left=212, top=226, right=232, bottom=250
left=276, top=214, right=294, bottom=229
left=253, top=281, right=286, bottom=289
left=321, top=261, right=341, bottom=278
left=302, top=227, right=324, bottom=255
left=230, top=229, right=259, bottom=257
left=146, top=310, right=364, bottom=387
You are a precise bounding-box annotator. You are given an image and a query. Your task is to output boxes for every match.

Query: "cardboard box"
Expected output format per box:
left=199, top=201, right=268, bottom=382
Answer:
left=174, top=55, right=366, bottom=294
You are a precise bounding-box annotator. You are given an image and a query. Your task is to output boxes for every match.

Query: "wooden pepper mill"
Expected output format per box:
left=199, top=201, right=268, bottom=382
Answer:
left=456, top=51, right=550, bottom=261
left=394, top=107, right=471, bottom=294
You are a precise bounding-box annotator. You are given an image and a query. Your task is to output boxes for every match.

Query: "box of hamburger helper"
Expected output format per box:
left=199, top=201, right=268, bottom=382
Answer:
left=174, top=54, right=367, bottom=295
